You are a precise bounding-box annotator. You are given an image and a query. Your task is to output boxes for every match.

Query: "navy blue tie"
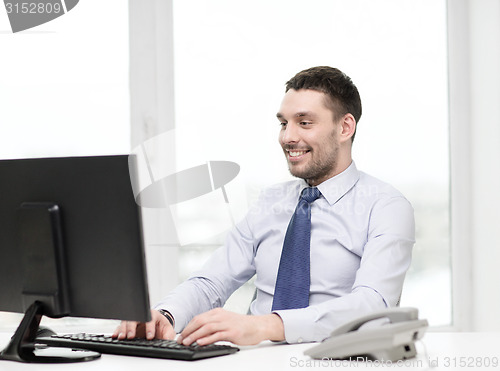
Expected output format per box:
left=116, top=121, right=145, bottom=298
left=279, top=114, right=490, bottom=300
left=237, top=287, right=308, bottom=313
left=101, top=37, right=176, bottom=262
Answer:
left=272, top=187, right=321, bottom=311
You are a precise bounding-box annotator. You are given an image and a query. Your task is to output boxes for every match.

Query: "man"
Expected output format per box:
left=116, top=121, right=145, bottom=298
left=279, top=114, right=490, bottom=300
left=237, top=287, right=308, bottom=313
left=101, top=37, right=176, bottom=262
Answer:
left=114, top=66, right=415, bottom=346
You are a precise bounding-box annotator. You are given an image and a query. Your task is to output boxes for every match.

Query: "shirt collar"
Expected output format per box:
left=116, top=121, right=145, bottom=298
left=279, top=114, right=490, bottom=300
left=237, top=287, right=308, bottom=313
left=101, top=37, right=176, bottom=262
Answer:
left=298, top=161, right=360, bottom=206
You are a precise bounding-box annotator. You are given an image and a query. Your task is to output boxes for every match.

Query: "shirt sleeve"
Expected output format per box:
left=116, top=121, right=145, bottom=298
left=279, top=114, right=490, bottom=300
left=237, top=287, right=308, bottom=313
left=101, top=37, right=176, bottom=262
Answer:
left=154, top=214, right=257, bottom=332
left=273, top=195, right=415, bottom=343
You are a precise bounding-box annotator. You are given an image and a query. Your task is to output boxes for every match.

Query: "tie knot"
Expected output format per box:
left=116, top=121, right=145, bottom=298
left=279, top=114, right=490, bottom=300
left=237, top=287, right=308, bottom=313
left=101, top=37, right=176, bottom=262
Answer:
left=300, top=187, right=321, bottom=204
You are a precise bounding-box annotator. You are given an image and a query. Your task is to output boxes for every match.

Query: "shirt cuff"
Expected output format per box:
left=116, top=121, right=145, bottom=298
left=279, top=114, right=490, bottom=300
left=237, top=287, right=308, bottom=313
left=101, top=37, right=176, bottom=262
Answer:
left=272, top=308, right=316, bottom=344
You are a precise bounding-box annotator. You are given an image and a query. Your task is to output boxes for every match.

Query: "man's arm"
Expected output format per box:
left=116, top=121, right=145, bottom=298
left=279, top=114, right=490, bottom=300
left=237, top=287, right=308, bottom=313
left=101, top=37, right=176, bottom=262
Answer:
left=112, top=191, right=264, bottom=342
left=153, top=202, right=260, bottom=333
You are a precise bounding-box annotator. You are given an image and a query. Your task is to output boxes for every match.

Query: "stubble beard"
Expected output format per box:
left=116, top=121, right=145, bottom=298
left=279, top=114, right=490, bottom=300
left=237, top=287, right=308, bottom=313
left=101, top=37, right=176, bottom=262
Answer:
left=286, top=143, right=339, bottom=185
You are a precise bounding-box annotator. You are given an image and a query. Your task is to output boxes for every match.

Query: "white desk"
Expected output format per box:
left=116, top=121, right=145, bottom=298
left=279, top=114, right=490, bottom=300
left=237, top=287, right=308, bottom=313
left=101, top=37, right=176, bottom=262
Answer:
left=1, top=332, right=499, bottom=371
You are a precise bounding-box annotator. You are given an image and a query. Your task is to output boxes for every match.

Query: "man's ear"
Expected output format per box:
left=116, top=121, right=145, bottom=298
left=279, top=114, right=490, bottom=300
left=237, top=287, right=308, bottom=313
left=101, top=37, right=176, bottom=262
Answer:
left=338, top=113, right=356, bottom=143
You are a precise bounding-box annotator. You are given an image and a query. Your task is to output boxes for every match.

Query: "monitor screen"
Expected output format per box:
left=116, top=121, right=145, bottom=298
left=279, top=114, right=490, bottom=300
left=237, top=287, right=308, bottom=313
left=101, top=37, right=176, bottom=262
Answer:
left=0, top=155, right=151, bottom=361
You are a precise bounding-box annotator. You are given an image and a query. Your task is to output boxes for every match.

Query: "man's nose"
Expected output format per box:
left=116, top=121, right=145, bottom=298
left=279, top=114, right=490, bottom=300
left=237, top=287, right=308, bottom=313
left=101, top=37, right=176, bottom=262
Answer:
left=281, top=124, right=299, bottom=144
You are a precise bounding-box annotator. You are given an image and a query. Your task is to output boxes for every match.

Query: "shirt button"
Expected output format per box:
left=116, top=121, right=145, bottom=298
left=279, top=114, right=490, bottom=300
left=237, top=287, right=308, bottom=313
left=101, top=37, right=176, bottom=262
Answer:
left=297, top=338, right=303, bottom=343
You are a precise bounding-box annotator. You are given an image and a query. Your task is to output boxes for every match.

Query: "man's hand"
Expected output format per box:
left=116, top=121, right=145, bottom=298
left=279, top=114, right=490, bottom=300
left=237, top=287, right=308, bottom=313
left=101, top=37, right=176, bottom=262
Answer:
left=112, top=309, right=175, bottom=340
left=177, top=308, right=285, bottom=346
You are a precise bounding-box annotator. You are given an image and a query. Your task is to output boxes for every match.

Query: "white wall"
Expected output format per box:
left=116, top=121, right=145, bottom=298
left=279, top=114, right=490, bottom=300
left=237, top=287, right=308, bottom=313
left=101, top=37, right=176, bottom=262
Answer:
left=449, top=0, right=500, bottom=331
left=468, top=0, right=500, bottom=331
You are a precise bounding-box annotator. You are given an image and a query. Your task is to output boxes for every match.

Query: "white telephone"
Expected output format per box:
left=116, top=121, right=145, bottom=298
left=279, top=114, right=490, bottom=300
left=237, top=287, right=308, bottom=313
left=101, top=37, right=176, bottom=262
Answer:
left=304, top=307, right=428, bottom=362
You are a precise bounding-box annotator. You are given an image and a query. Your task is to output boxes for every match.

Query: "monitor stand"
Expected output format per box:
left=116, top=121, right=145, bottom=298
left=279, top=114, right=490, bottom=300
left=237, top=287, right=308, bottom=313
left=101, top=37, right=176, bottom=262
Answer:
left=0, top=301, right=100, bottom=363
left=0, top=203, right=100, bottom=363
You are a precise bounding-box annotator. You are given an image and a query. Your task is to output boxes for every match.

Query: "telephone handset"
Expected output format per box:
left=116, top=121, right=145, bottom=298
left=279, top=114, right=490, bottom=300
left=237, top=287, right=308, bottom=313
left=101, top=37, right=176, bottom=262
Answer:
left=304, top=307, right=428, bottom=362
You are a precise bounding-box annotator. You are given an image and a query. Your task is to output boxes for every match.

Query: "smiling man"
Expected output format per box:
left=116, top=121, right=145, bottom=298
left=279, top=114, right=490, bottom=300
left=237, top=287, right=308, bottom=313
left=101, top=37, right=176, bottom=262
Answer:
left=114, top=66, right=415, bottom=346
left=277, top=89, right=354, bottom=186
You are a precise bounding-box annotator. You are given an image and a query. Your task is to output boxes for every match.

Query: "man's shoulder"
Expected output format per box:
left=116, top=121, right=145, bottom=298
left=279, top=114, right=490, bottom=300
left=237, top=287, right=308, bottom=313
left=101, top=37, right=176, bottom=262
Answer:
left=355, top=171, right=407, bottom=201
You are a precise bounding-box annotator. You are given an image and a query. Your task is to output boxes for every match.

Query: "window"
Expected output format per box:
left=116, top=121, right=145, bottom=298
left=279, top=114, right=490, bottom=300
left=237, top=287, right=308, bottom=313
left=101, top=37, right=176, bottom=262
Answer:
left=0, top=0, right=129, bottom=331
left=0, top=0, right=129, bottom=160
left=0, top=0, right=452, bottom=331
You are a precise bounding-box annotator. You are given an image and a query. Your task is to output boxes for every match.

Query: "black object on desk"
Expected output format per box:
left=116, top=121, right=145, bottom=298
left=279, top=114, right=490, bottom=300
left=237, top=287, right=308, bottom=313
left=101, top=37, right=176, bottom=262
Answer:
left=37, top=333, right=239, bottom=361
left=0, top=155, right=170, bottom=363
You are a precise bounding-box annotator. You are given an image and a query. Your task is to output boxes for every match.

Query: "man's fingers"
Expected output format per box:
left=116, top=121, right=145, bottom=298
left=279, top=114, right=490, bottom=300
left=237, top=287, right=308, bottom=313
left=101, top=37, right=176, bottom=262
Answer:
left=166, top=326, right=176, bottom=339
left=179, top=320, right=223, bottom=345
left=112, top=309, right=176, bottom=341
left=150, top=309, right=175, bottom=340
left=112, top=322, right=126, bottom=338
left=125, top=321, right=141, bottom=339
left=178, top=315, right=206, bottom=344
left=112, top=321, right=138, bottom=339
left=179, top=308, right=220, bottom=341
left=156, top=321, right=176, bottom=340
left=183, top=326, right=227, bottom=346
left=145, top=318, right=157, bottom=340
left=195, top=331, right=230, bottom=346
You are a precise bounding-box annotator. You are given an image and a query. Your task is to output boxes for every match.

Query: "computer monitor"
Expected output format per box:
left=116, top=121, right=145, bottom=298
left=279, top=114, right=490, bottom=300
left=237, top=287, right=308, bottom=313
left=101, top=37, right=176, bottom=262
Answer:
left=0, top=155, right=151, bottom=363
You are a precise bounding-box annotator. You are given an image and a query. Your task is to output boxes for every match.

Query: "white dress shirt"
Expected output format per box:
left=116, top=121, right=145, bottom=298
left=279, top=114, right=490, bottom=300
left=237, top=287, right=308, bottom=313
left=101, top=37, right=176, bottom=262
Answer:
left=155, top=162, right=415, bottom=343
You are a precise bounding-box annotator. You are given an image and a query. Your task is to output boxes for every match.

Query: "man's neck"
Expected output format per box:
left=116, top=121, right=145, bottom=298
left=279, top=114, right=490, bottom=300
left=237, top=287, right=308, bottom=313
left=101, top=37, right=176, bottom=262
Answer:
left=306, top=155, right=352, bottom=186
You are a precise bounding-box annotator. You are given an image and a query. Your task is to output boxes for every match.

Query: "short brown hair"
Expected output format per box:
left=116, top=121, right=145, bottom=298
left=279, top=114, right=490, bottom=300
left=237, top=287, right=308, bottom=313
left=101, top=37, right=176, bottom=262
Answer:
left=285, top=66, right=362, bottom=141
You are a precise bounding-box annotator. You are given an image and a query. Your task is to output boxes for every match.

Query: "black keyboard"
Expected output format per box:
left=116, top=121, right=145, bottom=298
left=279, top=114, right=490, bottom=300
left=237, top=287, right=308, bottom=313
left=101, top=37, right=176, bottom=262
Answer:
left=36, top=333, right=239, bottom=361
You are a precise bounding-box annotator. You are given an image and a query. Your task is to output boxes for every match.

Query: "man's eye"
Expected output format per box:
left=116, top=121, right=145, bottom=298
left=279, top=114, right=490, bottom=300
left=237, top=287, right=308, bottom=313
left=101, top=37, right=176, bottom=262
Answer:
left=300, top=121, right=312, bottom=126
left=279, top=122, right=287, bottom=127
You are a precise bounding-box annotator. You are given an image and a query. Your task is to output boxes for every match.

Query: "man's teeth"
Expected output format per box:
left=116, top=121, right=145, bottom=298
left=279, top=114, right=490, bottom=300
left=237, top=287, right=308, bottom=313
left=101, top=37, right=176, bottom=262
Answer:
left=289, top=150, right=308, bottom=157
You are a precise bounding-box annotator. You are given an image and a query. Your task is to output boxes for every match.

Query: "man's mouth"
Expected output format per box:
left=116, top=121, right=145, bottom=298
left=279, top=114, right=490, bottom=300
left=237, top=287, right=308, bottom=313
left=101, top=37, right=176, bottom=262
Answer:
left=286, top=149, right=310, bottom=160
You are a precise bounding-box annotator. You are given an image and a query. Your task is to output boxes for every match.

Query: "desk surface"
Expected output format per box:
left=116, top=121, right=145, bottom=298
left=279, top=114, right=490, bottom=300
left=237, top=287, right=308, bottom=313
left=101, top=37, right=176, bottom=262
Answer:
left=1, top=332, right=499, bottom=371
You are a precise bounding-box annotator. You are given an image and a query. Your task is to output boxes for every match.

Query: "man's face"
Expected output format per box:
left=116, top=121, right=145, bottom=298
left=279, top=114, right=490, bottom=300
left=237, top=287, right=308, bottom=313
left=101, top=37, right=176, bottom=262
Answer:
left=277, top=89, right=341, bottom=186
